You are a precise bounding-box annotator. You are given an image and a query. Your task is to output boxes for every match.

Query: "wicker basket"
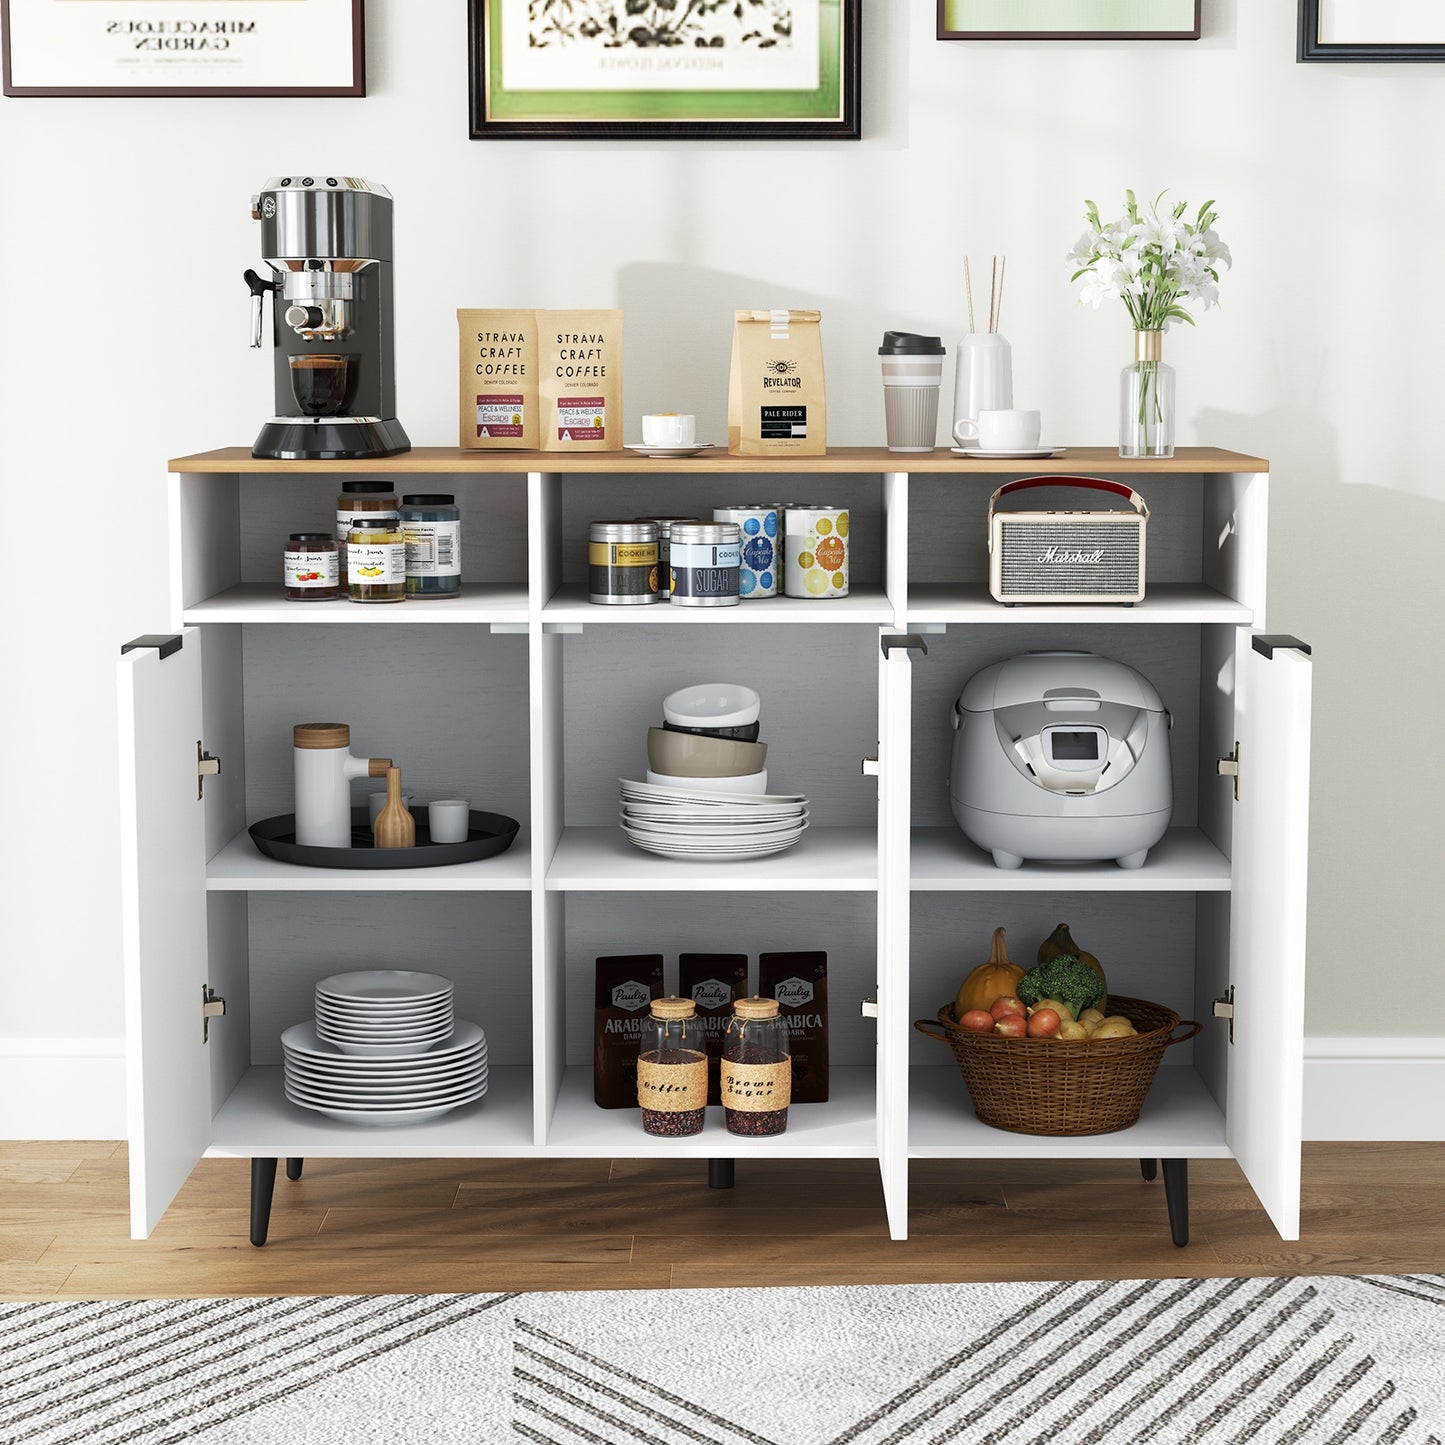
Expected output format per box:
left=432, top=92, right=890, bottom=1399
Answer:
left=914, top=994, right=1201, bottom=1136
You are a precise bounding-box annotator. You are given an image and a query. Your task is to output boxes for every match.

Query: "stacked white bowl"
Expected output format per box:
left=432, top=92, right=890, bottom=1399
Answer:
left=282, top=969, right=487, bottom=1127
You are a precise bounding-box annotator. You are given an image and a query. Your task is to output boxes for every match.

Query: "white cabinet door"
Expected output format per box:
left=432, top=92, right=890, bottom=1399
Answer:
left=877, top=632, right=913, bottom=1241
left=117, top=629, right=212, bottom=1239
left=1227, top=633, right=1312, bottom=1240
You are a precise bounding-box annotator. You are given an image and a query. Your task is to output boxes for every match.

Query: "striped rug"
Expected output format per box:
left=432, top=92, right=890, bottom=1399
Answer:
left=3, top=1275, right=1444, bottom=1443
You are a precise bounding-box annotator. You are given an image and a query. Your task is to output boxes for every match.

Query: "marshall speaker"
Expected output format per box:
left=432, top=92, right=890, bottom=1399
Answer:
left=988, top=475, right=1148, bottom=605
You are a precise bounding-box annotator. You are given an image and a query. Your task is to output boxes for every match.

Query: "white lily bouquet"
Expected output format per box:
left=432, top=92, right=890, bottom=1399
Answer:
left=1068, top=191, right=1232, bottom=457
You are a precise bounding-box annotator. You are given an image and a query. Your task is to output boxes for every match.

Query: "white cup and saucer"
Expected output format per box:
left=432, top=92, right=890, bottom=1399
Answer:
left=951, top=408, right=1065, bottom=459
left=626, top=413, right=710, bottom=458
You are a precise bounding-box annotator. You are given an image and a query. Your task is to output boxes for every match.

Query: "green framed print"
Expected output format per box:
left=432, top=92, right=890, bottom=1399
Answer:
left=469, top=0, right=860, bottom=139
left=938, top=0, right=1200, bottom=40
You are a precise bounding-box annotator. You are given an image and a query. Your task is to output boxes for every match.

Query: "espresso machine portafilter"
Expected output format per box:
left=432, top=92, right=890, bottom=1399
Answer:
left=245, top=176, right=410, bottom=460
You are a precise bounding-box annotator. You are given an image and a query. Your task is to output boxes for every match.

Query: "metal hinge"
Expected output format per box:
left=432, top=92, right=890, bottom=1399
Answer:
left=1213, top=985, right=1235, bottom=1045
left=1217, top=742, right=1240, bottom=802
left=196, top=741, right=221, bottom=800
left=860, top=997, right=879, bottom=1019
left=202, top=985, right=227, bottom=1043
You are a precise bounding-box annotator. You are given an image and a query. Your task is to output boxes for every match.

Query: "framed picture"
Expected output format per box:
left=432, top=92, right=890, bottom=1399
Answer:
left=469, top=0, right=860, bottom=139
left=1299, top=0, right=1445, bottom=61
left=2, top=0, right=364, bottom=97
left=938, top=0, right=1200, bottom=40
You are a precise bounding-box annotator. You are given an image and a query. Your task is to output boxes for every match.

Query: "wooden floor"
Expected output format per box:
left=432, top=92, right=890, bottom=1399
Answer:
left=3, top=1141, right=1443, bottom=1300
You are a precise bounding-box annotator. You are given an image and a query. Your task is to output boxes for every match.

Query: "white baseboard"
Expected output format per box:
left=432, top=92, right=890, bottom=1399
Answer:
left=1, top=1035, right=1441, bottom=1144
left=1303, top=1037, right=1445, bottom=1141
left=0, top=1037, right=127, bottom=1139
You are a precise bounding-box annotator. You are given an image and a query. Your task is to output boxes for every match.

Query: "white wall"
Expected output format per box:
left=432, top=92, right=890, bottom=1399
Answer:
left=3, top=0, right=1442, bottom=1136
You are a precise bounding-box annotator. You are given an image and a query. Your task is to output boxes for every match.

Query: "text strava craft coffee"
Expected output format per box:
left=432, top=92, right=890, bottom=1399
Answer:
left=541, top=309, right=623, bottom=452
left=728, top=309, right=827, bottom=457
left=678, top=952, right=749, bottom=1106
left=457, top=309, right=539, bottom=449
left=594, top=954, right=663, bottom=1108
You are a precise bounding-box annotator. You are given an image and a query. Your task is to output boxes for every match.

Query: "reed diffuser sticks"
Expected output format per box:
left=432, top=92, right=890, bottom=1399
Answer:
left=965, top=254, right=1007, bottom=334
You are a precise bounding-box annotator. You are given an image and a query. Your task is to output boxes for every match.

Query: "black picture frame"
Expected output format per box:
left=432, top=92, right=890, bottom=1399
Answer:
left=938, top=0, right=1200, bottom=41
left=468, top=0, right=860, bottom=140
left=2, top=0, right=365, bottom=97
left=1299, top=0, right=1445, bottom=61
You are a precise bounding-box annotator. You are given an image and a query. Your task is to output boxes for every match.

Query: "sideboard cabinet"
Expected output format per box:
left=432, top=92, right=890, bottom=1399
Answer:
left=119, top=447, right=1310, bottom=1244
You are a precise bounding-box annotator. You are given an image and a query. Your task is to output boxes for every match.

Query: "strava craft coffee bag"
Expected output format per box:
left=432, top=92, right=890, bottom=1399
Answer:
left=457, top=308, right=539, bottom=449
left=540, top=309, right=623, bottom=452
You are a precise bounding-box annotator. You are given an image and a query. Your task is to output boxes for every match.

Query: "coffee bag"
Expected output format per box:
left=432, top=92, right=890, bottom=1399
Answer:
left=594, top=954, right=663, bottom=1108
left=727, top=309, right=827, bottom=457
left=758, top=950, right=829, bottom=1103
left=678, top=952, right=750, bottom=1106
left=540, top=308, right=624, bottom=452
left=457, top=309, right=539, bottom=450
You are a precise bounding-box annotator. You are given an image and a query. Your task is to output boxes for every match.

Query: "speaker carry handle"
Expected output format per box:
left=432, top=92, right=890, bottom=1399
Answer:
left=987, top=476, right=1150, bottom=554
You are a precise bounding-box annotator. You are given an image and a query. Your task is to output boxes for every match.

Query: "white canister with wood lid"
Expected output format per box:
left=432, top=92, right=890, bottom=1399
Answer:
left=293, top=723, right=392, bottom=848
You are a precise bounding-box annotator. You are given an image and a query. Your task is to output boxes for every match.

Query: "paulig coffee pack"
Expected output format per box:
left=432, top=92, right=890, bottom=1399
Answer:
left=728, top=309, right=827, bottom=457
left=594, top=954, right=663, bottom=1108
left=758, top=950, right=829, bottom=1103
left=678, top=952, right=750, bottom=1106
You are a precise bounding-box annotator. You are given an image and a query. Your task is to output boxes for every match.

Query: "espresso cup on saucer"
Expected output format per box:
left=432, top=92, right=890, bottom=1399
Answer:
left=642, top=413, right=697, bottom=447
left=953, top=408, right=1041, bottom=452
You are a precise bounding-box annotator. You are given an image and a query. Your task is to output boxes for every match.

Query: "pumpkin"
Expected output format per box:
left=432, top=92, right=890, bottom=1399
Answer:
left=1038, top=922, right=1107, bottom=1012
left=954, top=927, right=1025, bottom=1019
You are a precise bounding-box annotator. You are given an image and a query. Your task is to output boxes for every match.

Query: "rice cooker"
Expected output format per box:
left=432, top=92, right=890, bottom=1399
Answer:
left=949, top=650, right=1172, bottom=870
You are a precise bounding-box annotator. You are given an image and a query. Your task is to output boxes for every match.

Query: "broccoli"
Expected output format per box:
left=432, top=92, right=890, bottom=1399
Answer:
left=1015, top=955, right=1104, bottom=1021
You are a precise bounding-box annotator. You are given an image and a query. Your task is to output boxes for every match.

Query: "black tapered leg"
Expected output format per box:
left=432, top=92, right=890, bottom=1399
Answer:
left=708, top=1159, right=735, bottom=1190
left=1140, top=1158, right=1158, bottom=1181
left=250, top=1158, right=278, bottom=1247
left=286, top=1158, right=304, bottom=1181
left=1161, top=1158, right=1189, bottom=1247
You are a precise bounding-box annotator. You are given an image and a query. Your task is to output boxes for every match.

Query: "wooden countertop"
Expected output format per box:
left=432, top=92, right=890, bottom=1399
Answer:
left=169, top=445, right=1268, bottom=475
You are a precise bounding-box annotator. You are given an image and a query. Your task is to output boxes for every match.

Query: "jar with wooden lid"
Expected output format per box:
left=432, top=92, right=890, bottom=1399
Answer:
left=347, top=515, right=406, bottom=603
left=637, top=996, right=707, bottom=1138
left=721, top=997, right=791, bottom=1136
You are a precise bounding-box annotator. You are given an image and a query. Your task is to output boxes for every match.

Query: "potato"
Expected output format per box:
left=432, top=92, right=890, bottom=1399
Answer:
left=1078, top=1008, right=1106, bottom=1029
left=1033, top=997, right=1075, bottom=1022
left=1090, top=1020, right=1137, bottom=1040
left=1057, top=1021, right=1089, bottom=1042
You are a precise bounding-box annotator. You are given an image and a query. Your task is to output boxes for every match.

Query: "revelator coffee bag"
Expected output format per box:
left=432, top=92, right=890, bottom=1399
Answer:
left=540, top=309, right=624, bottom=452
left=594, top=954, right=663, bottom=1109
left=678, top=952, right=750, bottom=1106
left=758, top=950, right=829, bottom=1103
left=457, top=309, right=540, bottom=449
left=728, top=309, right=827, bottom=457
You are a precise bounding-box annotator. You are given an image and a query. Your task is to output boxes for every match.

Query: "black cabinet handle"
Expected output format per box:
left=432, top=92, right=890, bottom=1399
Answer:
left=1252, top=634, right=1311, bottom=659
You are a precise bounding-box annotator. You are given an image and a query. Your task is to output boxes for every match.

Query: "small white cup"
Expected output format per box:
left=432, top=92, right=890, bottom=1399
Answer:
left=367, top=789, right=413, bottom=827
left=953, top=407, right=1041, bottom=452
left=427, top=799, right=470, bottom=844
left=642, top=413, right=697, bottom=447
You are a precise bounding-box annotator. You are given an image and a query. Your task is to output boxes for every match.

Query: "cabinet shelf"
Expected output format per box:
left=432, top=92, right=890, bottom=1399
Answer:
left=206, top=1065, right=537, bottom=1158
left=544, top=825, right=878, bottom=891
left=541, top=584, right=894, bottom=625
left=546, top=1065, right=879, bottom=1158
left=909, top=827, right=1231, bottom=892
left=907, top=583, right=1252, bottom=627
left=181, top=583, right=530, bottom=626
left=908, top=1066, right=1231, bottom=1160
left=206, top=828, right=533, bottom=891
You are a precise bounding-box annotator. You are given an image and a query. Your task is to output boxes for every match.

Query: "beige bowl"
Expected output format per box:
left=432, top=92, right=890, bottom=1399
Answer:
left=646, top=727, right=767, bottom=778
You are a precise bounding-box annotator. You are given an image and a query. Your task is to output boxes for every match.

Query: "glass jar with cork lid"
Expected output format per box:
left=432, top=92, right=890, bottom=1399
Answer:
left=720, top=997, right=791, bottom=1136
left=637, top=997, right=707, bottom=1138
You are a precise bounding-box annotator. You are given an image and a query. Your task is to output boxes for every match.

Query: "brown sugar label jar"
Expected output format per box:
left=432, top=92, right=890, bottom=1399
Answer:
left=720, top=997, right=791, bottom=1137
left=637, top=997, right=707, bottom=1138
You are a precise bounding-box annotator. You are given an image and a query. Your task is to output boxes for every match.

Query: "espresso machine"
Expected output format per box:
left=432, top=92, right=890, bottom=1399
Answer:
left=245, top=176, right=410, bottom=459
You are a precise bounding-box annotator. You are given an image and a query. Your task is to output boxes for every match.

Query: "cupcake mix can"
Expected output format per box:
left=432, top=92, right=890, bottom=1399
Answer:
left=784, top=506, right=850, bottom=599
left=712, top=505, right=779, bottom=599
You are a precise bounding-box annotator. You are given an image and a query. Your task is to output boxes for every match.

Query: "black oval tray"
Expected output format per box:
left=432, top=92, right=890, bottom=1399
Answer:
left=249, top=807, right=520, bottom=870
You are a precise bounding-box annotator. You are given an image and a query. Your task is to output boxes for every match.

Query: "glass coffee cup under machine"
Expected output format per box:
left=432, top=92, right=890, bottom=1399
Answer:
left=245, top=175, right=411, bottom=460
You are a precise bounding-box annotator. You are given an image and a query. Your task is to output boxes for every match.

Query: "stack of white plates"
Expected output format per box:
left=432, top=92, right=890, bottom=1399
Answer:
left=314, top=970, right=455, bottom=1058
left=618, top=778, right=809, bottom=862
left=282, top=970, right=486, bottom=1127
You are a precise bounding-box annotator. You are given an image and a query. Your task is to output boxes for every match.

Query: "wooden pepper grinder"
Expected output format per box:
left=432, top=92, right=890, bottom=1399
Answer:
left=373, top=766, right=415, bottom=848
